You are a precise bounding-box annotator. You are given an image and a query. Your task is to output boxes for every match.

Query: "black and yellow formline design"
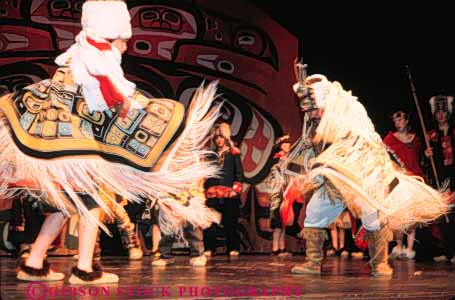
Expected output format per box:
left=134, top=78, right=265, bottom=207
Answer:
left=0, top=68, right=185, bottom=169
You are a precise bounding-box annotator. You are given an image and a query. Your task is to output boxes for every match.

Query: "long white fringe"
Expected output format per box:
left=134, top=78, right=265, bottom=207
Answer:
left=299, top=78, right=449, bottom=229
left=0, top=81, right=222, bottom=233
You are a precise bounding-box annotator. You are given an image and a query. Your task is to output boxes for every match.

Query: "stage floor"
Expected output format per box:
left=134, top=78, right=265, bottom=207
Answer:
left=1, top=255, right=455, bottom=300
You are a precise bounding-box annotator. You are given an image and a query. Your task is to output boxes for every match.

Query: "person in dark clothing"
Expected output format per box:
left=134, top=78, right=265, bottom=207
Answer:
left=425, top=95, right=455, bottom=192
left=203, top=122, right=244, bottom=256
left=424, top=95, right=455, bottom=264
left=269, top=134, right=294, bottom=256
left=6, top=195, right=46, bottom=257
left=152, top=223, right=207, bottom=267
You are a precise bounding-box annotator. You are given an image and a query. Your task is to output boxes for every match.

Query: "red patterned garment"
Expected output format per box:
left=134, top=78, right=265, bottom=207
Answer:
left=428, top=127, right=455, bottom=192
left=383, top=131, right=424, bottom=177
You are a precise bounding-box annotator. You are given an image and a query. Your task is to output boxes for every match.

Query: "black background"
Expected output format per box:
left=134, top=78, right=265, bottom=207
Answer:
left=248, top=1, right=454, bottom=136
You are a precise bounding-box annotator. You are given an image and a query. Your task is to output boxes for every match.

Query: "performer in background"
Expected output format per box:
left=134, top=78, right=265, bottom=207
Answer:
left=151, top=184, right=208, bottom=267
left=140, top=197, right=162, bottom=257
left=269, top=134, right=295, bottom=256
left=204, top=123, right=244, bottom=257
left=425, top=95, right=455, bottom=192
left=424, top=95, right=455, bottom=264
left=383, top=110, right=424, bottom=260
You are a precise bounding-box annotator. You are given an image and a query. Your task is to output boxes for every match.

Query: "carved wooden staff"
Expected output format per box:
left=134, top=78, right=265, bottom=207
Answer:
left=293, top=58, right=312, bottom=136
left=405, top=65, right=440, bottom=190
left=293, top=58, right=309, bottom=110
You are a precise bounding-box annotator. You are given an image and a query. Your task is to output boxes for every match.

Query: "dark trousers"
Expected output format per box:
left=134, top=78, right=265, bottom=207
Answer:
left=439, top=219, right=455, bottom=258
left=8, top=197, right=44, bottom=246
left=9, top=192, right=100, bottom=252
left=159, top=224, right=204, bottom=259
left=204, top=197, right=240, bottom=253
left=414, top=215, right=455, bottom=261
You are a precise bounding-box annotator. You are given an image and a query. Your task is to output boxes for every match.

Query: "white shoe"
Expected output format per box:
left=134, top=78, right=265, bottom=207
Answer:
left=189, top=255, right=207, bottom=267
left=152, top=258, right=174, bottom=266
left=229, top=250, right=240, bottom=256
left=203, top=250, right=212, bottom=257
left=17, top=261, right=65, bottom=282
left=128, top=247, right=143, bottom=260
left=433, top=255, right=448, bottom=262
left=278, top=251, right=292, bottom=257
left=351, top=252, right=364, bottom=259
left=389, top=246, right=403, bottom=259
left=404, top=249, right=415, bottom=260
left=17, top=269, right=65, bottom=282
left=340, top=250, right=349, bottom=257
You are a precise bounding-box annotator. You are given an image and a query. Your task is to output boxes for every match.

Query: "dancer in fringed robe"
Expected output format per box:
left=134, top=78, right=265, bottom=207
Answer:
left=289, top=74, right=448, bottom=276
left=0, top=0, right=221, bottom=283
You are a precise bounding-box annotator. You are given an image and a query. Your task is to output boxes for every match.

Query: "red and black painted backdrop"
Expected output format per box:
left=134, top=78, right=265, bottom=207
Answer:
left=0, top=0, right=302, bottom=252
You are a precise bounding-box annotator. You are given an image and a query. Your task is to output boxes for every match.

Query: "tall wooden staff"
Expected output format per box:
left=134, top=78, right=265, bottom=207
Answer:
left=293, top=58, right=314, bottom=146
left=405, top=65, right=440, bottom=189
left=288, top=58, right=311, bottom=176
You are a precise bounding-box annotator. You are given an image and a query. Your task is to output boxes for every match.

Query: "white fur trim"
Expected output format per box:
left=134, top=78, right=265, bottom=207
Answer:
left=429, top=96, right=435, bottom=114
left=292, top=74, right=330, bottom=108
left=81, top=1, right=132, bottom=40
left=0, top=81, right=222, bottom=235
left=429, top=95, right=454, bottom=115
left=306, top=74, right=330, bottom=108
left=306, top=74, right=328, bottom=83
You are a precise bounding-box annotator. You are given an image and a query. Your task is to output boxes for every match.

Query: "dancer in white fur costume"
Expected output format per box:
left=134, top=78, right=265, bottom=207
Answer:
left=289, top=74, right=449, bottom=276
left=0, top=0, right=220, bottom=283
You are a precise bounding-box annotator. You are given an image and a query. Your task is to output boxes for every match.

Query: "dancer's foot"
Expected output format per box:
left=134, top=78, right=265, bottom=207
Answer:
left=17, top=260, right=65, bottom=282
left=189, top=255, right=207, bottom=267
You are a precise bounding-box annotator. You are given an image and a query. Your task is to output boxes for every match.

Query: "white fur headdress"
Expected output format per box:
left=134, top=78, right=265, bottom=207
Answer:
left=429, top=95, right=453, bottom=115
left=211, top=122, right=235, bottom=149
left=55, top=0, right=141, bottom=113
left=81, top=1, right=132, bottom=40
left=305, top=74, right=331, bottom=108
left=292, top=74, right=331, bottom=109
